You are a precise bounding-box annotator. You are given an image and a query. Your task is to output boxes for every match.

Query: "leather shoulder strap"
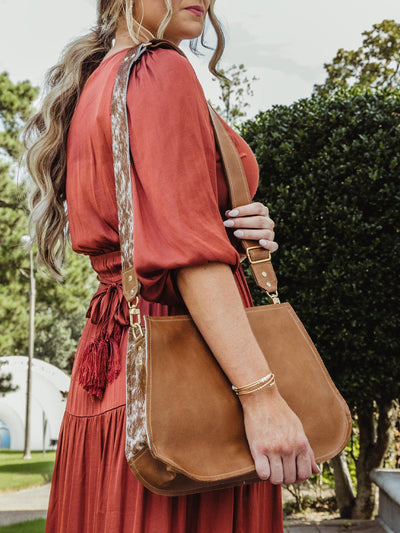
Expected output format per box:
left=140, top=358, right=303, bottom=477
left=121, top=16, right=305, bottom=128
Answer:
left=208, top=107, right=278, bottom=298
left=111, top=40, right=278, bottom=305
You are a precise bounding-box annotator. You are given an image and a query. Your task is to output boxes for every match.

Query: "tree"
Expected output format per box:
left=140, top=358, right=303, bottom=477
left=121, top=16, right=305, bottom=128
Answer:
left=241, top=88, right=400, bottom=519
left=0, top=72, right=96, bottom=369
left=315, top=20, right=400, bottom=95
left=212, top=64, right=258, bottom=128
left=312, top=20, right=400, bottom=515
left=0, top=72, right=38, bottom=160
left=0, top=72, right=37, bottom=356
left=0, top=361, right=17, bottom=395
left=33, top=252, right=96, bottom=372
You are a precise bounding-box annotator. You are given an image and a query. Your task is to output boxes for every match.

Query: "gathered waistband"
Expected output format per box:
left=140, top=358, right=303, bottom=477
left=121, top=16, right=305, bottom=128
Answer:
left=90, top=250, right=123, bottom=284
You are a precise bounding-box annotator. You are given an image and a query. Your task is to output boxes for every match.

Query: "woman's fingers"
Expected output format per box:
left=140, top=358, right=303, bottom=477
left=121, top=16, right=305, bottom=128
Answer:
left=223, top=203, right=278, bottom=252
left=259, top=239, right=279, bottom=253
left=282, top=453, right=298, bottom=485
left=292, top=445, right=319, bottom=484
left=312, top=461, right=321, bottom=475
left=228, top=227, right=278, bottom=253
left=224, top=215, right=275, bottom=231
left=294, top=452, right=312, bottom=484
left=258, top=439, right=317, bottom=484
left=267, top=451, right=316, bottom=485
left=311, top=451, right=320, bottom=475
left=268, top=455, right=284, bottom=485
left=256, top=449, right=317, bottom=485
left=254, top=454, right=271, bottom=480
left=229, top=228, right=274, bottom=241
left=225, top=202, right=270, bottom=219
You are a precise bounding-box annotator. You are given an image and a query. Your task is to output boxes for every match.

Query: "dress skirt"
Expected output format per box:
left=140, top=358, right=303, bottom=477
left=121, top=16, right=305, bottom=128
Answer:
left=45, top=253, right=283, bottom=533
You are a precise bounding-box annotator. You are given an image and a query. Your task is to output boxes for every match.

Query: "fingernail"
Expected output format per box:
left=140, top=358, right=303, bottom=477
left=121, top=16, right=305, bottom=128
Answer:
left=234, top=230, right=244, bottom=238
left=229, top=209, right=239, bottom=217
left=259, top=239, right=268, bottom=247
left=223, top=220, right=235, bottom=227
left=316, top=465, right=321, bottom=474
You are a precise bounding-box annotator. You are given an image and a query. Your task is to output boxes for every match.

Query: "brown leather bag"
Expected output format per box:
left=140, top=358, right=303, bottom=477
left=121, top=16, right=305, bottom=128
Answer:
left=111, top=40, right=352, bottom=496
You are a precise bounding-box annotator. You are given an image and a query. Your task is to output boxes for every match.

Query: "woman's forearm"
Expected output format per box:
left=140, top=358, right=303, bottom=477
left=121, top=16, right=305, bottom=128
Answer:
left=176, top=261, right=319, bottom=484
left=175, top=262, right=271, bottom=388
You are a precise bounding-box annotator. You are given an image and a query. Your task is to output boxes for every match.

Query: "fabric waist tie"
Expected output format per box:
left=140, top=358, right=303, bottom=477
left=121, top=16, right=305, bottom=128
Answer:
left=78, top=252, right=129, bottom=400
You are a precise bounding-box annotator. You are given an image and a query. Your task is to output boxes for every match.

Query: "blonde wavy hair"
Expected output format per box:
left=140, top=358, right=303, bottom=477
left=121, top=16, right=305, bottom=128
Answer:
left=24, top=0, right=225, bottom=279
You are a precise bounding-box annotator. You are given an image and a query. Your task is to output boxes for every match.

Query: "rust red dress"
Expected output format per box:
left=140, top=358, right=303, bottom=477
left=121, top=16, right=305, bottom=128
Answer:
left=45, top=47, right=283, bottom=533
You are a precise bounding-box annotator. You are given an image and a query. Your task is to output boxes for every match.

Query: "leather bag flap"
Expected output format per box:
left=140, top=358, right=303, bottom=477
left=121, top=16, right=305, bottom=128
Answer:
left=145, top=303, right=352, bottom=480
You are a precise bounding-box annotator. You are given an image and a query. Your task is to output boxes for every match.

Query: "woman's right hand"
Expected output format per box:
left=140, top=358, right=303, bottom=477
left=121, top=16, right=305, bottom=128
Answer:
left=176, top=262, right=319, bottom=485
left=240, top=386, right=320, bottom=485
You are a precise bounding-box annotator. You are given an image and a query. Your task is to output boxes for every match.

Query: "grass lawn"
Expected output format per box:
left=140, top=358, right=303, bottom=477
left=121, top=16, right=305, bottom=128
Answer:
left=0, top=451, right=55, bottom=493
left=0, top=520, right=46, bottom=533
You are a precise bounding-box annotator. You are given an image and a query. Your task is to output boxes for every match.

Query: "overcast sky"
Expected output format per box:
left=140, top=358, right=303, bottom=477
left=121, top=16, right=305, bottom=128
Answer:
left=0, top=0, right=399, bottom=116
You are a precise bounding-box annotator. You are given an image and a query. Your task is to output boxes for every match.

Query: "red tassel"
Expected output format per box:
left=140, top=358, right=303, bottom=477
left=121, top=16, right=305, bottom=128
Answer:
left=77, top=282, right=129, bottom=400
left=78, top=340, right=110, bottom=400
left=106, top=338, right=121, bottom=383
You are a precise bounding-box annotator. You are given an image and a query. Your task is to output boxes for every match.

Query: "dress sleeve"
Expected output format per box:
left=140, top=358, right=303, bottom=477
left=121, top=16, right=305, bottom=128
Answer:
left=126, top=48, right=240, bottom=306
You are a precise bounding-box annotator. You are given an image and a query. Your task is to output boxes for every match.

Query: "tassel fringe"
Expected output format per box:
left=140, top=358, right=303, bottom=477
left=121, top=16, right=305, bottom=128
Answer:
left=77, top=283, right=129, bottom=400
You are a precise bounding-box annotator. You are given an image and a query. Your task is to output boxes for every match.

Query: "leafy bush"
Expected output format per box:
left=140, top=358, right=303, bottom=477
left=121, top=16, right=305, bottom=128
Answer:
left=241, top=88, right=399, bottom=411
left=241, top=88, right=400, bottom=517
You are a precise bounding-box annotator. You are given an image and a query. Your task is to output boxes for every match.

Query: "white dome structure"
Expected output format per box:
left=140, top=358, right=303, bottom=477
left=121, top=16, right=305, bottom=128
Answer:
left=0, top=356, right=70, bottom=450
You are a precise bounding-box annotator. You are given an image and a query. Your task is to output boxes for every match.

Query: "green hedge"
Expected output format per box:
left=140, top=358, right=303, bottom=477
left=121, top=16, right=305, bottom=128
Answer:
left=241, top=89, right=399, bottom=410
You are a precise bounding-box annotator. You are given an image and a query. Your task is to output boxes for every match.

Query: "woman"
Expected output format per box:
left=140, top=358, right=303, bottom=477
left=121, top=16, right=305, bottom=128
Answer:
left=24, top=1, right=318, bottom=531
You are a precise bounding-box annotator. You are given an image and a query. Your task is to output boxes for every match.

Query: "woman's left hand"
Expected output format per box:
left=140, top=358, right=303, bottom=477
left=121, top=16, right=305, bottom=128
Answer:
left=223, top=202, right=278, bottom=253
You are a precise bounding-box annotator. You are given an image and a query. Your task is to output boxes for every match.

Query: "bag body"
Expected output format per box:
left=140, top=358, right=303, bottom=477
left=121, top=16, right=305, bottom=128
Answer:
left=125, top=303, right=352, bottom=496
left=111, top=41, right=352, bottom=496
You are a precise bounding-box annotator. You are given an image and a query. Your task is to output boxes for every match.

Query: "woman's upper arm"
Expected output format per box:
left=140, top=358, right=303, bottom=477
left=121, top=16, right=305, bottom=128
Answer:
left=125, top=49, right=239, bottom=305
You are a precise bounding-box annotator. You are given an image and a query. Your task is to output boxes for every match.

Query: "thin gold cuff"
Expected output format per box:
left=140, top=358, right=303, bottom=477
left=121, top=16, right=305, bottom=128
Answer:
left=232, top=373, right=275, bottom=396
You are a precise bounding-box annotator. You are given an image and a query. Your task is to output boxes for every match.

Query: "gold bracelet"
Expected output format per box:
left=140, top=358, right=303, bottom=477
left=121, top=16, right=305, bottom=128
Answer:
left=232, top=373, right=275, bottom=396
left=236, top=376, right=276, bottom=396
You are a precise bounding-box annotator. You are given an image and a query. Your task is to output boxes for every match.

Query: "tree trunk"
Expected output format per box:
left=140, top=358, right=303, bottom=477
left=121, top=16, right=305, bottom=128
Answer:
left=353, top=401, right=397, bottom=519
left=331, top=452, right=356, bottom=518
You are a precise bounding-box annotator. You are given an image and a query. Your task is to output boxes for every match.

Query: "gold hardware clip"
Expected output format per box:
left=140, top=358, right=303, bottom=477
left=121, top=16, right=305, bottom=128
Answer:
left=131, top=322, right=144, bottom=341
left=246, top=246, right=271, bottom=265
left=128, top=297, right=144, bottom=339
left=267, top=291, right=281, bottom=305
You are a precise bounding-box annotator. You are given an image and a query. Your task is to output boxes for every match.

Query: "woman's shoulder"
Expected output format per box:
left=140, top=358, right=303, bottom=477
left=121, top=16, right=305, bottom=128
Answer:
left=141, top=46, right=196, bottom=77
left=147, top=45, right=193, bottom=69
left=87, top=45, right=197, bottom=93
left=129, top=46, right=203, bottom=99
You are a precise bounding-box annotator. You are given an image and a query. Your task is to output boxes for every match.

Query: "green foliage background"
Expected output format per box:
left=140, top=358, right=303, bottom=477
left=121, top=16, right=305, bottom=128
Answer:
left=315, top=20, right=400, bottom=95
left=0, top=72, right=96, bottom=372
left=241, top=88, right=399, bottom=411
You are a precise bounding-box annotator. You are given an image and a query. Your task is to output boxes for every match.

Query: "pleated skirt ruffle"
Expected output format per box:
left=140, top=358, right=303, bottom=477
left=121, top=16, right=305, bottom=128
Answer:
left=46, top=405, right=283, bottom=533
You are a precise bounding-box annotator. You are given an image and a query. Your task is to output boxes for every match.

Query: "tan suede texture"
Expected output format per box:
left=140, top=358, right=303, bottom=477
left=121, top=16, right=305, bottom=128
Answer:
left=139, top=303, right=352, bottom=495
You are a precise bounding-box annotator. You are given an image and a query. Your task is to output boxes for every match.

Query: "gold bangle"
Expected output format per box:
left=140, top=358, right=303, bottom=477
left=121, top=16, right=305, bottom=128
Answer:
left=232, top=373, right=273, bottom=393
left=232, top=373, right=275, bottom=396
left=236, top=376, right=276, bottom=396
